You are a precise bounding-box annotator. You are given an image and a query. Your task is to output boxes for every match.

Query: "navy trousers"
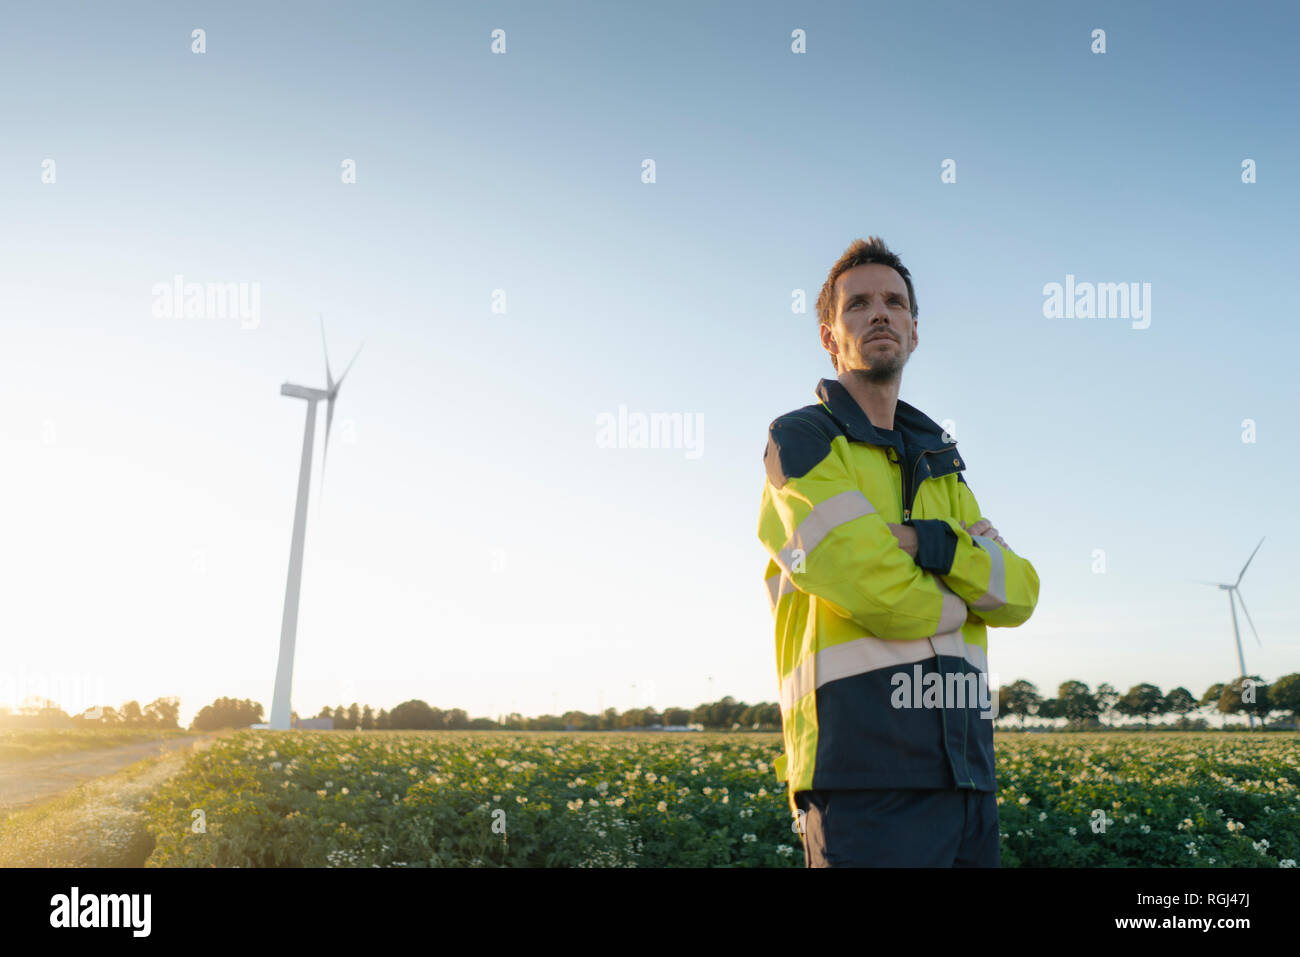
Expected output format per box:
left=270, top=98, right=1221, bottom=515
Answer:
left=795, top=788, right=1000, bottom=867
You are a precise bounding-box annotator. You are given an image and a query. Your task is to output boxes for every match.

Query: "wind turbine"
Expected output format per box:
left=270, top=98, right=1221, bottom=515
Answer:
left=1193, top=537, right=1264, bottom=730
left=269, top=317, right=363, bottom=731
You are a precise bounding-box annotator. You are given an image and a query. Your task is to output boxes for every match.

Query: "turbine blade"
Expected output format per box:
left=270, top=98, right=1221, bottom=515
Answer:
left=1188, top=579, right=1227, bottom=587
left=321, top=395, right=335, bottom=496
left=1236, top=589, right=1262, bottom=647
left=335, top=340, right=365, bottom=391
left=1235, top=536, right=1264, bottom=587
left=320, top=315, right=334, bottom=390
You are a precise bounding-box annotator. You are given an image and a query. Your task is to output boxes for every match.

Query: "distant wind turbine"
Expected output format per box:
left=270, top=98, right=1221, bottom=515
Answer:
left=1192, top=537, right=1264, bottom=730
left=269, top=317, right=364, bottom=731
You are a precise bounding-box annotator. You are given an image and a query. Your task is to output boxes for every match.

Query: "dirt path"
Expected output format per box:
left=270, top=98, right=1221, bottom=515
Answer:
left=0, top=735, right=217, bottom=814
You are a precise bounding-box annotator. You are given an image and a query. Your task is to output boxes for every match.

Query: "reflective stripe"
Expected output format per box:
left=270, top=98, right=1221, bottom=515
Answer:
left=970, top=535, right=1006, bottom=611
left=776, top=490, right=876, bottom=575
left=765, top=570, right=797, bottom=612
left=780, top=627, right=988, bottom=714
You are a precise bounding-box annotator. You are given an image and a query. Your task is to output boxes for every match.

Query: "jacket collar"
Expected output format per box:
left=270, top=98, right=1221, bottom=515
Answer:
left=815, top=377, right=954, bottom=452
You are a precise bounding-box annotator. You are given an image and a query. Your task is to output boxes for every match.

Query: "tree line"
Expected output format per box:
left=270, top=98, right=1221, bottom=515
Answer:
left=304, top=697, right=781, bottom=732
left=0, top=697, right=181, bottom=729
left=4, top=673, right=1297, bottom=733
left=997, top=675, right=1300, bottom=730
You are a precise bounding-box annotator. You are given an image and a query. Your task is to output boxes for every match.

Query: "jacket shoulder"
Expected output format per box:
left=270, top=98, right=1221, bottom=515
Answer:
left=764, top=404, right=842, bottom=489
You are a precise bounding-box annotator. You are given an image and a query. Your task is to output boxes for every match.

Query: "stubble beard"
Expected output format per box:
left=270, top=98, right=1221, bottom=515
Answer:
left=847, top=347, right=908, bottom=385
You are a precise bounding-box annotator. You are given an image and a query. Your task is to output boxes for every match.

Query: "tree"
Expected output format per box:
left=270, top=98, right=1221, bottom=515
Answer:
left=1094, top=683, right=1119, bottom=727
left=1057, top=681, right=1100, bottom=730
left=190, top=697, right=263, bottom=731
left=999, top=680, right=1041, bottom=729
left=347, top=702, right=361, bottom=729
left=143, top=697, right=181, bottom=728
left=562, top=710, right=593, bottom=730
left=1199, top=683, right=1225, bottom=724
left=388, top=699, right=436, bottom=730
left=332, top=705, right=347, bottom=729
left=120, top=700, right=144, bottom=726
left=1115, top=684, right=1164, bottom=728
left=1163, top=687, right=1197, bottom=729
left=1037, top=698, right=1063, bottom=727
left=361, top=705, right=375, bottom=730
left=662, top=707, right=691, bottom=727
left=1269, top=674, right=1300, bottom=730
left=375, top=708, right=389, bottom=730
left=1219, top=676, right=1272, bottom=729
left=445, top=708, right=470, bottom=730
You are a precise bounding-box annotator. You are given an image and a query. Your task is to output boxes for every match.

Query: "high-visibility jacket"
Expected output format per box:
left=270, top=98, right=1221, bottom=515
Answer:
left=758, top=378, right=1040, bottom=815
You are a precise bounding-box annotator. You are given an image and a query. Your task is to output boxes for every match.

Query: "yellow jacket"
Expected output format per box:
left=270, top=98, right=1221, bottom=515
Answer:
left=758, top=378, right=1040, bottom=814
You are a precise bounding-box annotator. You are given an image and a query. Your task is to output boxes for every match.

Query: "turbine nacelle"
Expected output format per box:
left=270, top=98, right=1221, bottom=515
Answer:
left=280, top=383, right=330, bottom=402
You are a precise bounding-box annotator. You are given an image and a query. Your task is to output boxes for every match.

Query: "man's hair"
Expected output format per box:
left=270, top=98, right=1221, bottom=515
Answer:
left=816, top=236, right=918, bottom=372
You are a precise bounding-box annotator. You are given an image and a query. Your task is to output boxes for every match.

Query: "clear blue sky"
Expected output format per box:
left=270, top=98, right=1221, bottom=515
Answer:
left=2, top=1, right=1297, bottom=728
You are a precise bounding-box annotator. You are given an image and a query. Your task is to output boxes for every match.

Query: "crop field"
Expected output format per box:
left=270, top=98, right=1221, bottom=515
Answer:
left=0, top=727, right=196, bottom=762
left=137, top=730, right=1300, bottom=868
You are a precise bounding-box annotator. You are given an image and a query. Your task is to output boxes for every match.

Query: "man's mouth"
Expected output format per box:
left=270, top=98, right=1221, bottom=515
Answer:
left=866, top=334, right=895, bottom=344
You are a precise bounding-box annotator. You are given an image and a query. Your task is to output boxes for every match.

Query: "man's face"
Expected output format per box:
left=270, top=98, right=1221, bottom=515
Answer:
left=820, top=263, right=917, bottom=382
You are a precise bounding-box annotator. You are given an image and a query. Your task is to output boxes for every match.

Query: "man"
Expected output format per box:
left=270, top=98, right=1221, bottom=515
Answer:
left=757, top=236, right=1040, bottom=867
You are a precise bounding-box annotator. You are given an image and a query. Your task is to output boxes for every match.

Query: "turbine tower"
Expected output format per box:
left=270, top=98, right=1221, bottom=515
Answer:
left=1194, top=537, right=1264, bottom=730
left=269, top=317, right=363, bottom=731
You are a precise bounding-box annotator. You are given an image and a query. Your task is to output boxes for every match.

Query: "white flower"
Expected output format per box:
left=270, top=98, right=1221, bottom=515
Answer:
left=596, top=781, right=609, bottom=794
left=1280, top=859, right=1296, bottom=868
left=742, top=833, right=757, bottom=843
left=1068, top=826, right=1077, bottom=836
left=1140, top=824, right=1150, bottom=834
left=776, top=844, right=794, bottom=856
left=1038, top=811, right=1047, bottom=821
left=657, top=801, right=668, bottom=813
left=1018, top=796, right=1030, bottom=806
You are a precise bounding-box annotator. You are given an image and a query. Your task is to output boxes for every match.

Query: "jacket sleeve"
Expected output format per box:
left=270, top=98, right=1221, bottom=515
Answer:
left=757, top=414, right=968, bottom=640
left=932, top=473, right=1040, bottom=628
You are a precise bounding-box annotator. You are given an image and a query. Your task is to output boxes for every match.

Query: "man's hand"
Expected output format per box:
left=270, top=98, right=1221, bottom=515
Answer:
left=886, top=523, right=918, bottom=558
left=963, top=518, right=1008, bottom=550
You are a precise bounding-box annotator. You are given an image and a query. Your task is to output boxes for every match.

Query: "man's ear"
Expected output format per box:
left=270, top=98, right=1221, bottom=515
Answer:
left=820, top=322, right=839, bottom=366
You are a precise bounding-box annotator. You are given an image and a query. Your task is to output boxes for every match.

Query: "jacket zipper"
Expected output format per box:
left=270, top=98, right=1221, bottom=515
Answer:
left=902, top=444, right=955, bottom=521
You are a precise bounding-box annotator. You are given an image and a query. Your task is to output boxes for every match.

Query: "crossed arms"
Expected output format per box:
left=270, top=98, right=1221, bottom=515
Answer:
left=759, top=415, right=1040, bottom=638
